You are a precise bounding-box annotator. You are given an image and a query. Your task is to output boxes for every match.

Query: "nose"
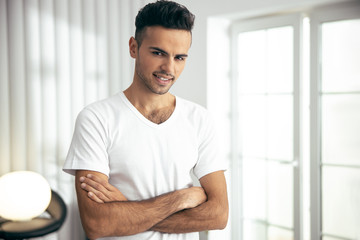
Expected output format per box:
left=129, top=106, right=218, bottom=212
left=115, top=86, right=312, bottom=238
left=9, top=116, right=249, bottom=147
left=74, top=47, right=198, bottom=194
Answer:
left=160, top=58, right=175, bottom=74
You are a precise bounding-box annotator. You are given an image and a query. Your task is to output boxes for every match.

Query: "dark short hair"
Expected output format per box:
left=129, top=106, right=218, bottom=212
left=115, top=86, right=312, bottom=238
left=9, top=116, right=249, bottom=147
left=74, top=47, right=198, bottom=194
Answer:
left=135, top=0, right=195, bottom=46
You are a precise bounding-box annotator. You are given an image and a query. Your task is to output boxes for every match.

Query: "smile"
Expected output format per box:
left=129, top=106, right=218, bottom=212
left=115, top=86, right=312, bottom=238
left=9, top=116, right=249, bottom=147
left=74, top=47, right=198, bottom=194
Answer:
left=153, top=73, right=174, bottom=82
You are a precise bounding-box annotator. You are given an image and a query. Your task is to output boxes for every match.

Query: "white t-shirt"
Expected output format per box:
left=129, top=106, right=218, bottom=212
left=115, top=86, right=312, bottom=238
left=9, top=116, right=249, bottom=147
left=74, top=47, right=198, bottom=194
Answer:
left=63, top=92, right=225, bottom=240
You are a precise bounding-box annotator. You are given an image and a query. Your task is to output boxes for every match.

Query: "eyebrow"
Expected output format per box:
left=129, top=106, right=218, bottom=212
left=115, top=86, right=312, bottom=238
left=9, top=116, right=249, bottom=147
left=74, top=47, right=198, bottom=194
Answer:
left=149, top=47, right=188, bottom=58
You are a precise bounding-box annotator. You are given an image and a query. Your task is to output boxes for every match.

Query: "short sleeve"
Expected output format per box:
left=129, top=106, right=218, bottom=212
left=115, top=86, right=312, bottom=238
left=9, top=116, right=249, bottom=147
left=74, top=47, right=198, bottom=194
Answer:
left=63, top=108, right=110, bottom=176
left=192, top=111, right=227, bottom=179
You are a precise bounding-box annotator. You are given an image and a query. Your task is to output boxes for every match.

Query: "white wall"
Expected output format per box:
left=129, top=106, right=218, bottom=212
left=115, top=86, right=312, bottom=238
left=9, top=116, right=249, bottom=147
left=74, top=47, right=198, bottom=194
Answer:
left=172, top=0, right=350, bottom=107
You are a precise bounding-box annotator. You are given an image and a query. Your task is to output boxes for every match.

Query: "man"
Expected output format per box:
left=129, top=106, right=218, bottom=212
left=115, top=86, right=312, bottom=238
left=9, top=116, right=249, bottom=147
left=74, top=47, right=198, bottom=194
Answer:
left=63, top=1, right=228, bottom=239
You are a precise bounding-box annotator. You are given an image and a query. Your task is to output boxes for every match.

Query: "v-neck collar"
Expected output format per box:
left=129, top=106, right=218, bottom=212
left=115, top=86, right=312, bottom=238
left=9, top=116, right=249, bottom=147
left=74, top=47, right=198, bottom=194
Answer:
left=118, top=92, right=179, bottom=128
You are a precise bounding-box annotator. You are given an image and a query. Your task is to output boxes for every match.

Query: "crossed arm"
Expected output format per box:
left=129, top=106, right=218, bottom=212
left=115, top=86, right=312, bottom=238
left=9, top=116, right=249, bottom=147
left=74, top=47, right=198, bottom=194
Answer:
left=75, top=170, right=228, bottom=239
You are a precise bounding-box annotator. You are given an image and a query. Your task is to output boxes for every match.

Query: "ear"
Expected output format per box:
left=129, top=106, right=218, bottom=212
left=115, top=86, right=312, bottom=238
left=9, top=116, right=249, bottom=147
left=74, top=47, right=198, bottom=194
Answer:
left=129, top=37, right=138, bottom=59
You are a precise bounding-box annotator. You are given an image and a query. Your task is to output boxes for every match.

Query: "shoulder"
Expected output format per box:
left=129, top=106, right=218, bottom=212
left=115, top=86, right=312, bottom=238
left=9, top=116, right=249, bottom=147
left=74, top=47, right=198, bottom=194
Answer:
left=177, top=96, right=211, bottom=120
left=78, top=93, right=124, bottom=121
left=73, top=93, right=126, bottom=133
left=84, top=93, right=123, bottom=114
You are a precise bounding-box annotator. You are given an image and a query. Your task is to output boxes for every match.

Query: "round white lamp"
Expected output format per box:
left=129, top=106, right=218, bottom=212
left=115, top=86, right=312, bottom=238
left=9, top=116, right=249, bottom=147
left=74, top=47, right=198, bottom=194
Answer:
left=0, top=171, right=52, bottom=221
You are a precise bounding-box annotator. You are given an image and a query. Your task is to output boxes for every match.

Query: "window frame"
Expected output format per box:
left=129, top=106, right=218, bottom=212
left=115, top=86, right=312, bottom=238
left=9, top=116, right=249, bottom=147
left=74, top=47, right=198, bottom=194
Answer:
left=309, top=2, right=360, bottom=240
left=230, top=13, right=304, bottom=240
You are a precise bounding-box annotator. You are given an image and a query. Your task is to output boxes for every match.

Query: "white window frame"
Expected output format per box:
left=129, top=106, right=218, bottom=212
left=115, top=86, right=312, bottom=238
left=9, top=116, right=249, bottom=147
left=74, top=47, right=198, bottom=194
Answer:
left=309, top=2, right=360, bottom=240
left=230, top=13, right=304, bottom=240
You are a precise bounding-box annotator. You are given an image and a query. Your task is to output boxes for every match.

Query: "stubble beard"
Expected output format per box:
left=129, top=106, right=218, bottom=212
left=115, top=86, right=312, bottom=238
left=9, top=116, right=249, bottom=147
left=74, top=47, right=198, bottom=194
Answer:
left=135, top=64, right=173, bottom=96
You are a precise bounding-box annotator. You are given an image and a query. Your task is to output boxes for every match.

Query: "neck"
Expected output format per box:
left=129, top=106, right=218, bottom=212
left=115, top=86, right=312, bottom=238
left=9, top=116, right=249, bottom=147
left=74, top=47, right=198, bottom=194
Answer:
left=123, top=84, right=175, bottom=113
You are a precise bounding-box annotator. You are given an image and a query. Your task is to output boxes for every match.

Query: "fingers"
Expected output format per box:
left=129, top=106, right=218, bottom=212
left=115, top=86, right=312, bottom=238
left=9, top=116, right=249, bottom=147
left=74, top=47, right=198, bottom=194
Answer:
left=86, top=174, right=110, bottom=189
left=79, top=174, right=128, bottom=202
left=80, top=176, right=110, bottom=202
left=87, top=191, right=105, bottom=203
left=85, top=174, right=120, bottom=194
left=82, top=174, right=108, bottom=192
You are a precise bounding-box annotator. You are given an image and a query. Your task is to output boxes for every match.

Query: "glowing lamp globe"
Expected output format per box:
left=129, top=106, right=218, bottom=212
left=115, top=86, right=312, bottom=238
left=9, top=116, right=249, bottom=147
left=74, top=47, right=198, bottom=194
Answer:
left=0, top=171, right=51, bottom=221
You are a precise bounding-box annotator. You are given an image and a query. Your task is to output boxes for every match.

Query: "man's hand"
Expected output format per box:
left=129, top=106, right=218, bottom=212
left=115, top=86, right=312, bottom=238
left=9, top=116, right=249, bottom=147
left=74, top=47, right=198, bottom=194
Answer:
left=80, top=174, right=127, bottom=203
left=179, top=187, right=207, bottom=209
left=151, top=171, right=228, bottom=233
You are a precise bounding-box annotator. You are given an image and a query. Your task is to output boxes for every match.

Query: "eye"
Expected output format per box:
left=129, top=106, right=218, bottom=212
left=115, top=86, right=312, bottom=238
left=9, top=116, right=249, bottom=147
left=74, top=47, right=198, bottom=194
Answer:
left=152, top=51, right=163, bottom=56
left=175, top=56, right=186, bottom=61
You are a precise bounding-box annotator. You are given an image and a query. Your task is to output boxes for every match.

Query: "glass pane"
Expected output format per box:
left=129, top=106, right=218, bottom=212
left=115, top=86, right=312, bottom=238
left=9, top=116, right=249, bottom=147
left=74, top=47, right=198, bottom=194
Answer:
left=237, top=26, right=293, bottom=94
left=322, top=166, right=360, bottom=239
left=322, top=95, right=360, bottom=165
left=237, top=23, right=295, bottom=240
left=240, top=95, right=266, bottom=158
left=238, top=30, right=267, bottom=94
left=322, top=19, right=360, bottom=92
left=267, top=95, right=293, bottom=161
left=267, top=27, right=294, bottom=93
left=243, top=158, right=267, bottom=220
left=268, top=161, right=294, bottom=228
left=243, top=220, right=267, bottom=240
left=268, top=226, right=294, bottom=240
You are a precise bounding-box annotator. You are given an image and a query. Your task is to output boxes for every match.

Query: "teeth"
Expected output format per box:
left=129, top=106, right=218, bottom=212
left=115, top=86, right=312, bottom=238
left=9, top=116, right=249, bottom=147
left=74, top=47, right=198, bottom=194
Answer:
left=154, top=73, right=174, bottom=81
left=155, top=74, right=171, bottom=81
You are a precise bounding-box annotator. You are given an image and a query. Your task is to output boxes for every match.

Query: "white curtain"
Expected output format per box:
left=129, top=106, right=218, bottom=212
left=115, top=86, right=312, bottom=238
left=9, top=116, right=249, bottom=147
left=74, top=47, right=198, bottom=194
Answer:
left=0, top=0, right=147, bottom=238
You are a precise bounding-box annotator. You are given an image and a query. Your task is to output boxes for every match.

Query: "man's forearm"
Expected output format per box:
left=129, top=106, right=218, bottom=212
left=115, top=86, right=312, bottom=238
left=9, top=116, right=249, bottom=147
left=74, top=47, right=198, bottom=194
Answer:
left=76, top=171, right=206, bottom=239
left=151, top=197, right=228, bottom=233
left=77, top=170, right=228, bottom=237
left=82, top=191, right=183, bottom=239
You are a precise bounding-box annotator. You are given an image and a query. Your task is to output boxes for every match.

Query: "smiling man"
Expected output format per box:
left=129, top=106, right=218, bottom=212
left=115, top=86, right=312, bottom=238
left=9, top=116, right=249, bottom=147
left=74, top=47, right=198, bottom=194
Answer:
left=63, top=1, right=228, bottom=240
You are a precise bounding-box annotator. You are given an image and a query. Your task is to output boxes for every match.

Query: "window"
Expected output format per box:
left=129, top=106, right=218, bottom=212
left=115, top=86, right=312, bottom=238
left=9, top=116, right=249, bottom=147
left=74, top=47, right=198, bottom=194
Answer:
left=310, top=3, right=360, bottom=240
left=228, top=2, right=360, bottom=240
left=231, top=14, right=302, bottom=240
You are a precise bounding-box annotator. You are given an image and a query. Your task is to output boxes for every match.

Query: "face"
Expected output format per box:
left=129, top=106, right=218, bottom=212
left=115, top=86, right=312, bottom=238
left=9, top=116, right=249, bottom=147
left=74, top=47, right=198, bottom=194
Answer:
left=129, top=26, right=192, bottom=95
